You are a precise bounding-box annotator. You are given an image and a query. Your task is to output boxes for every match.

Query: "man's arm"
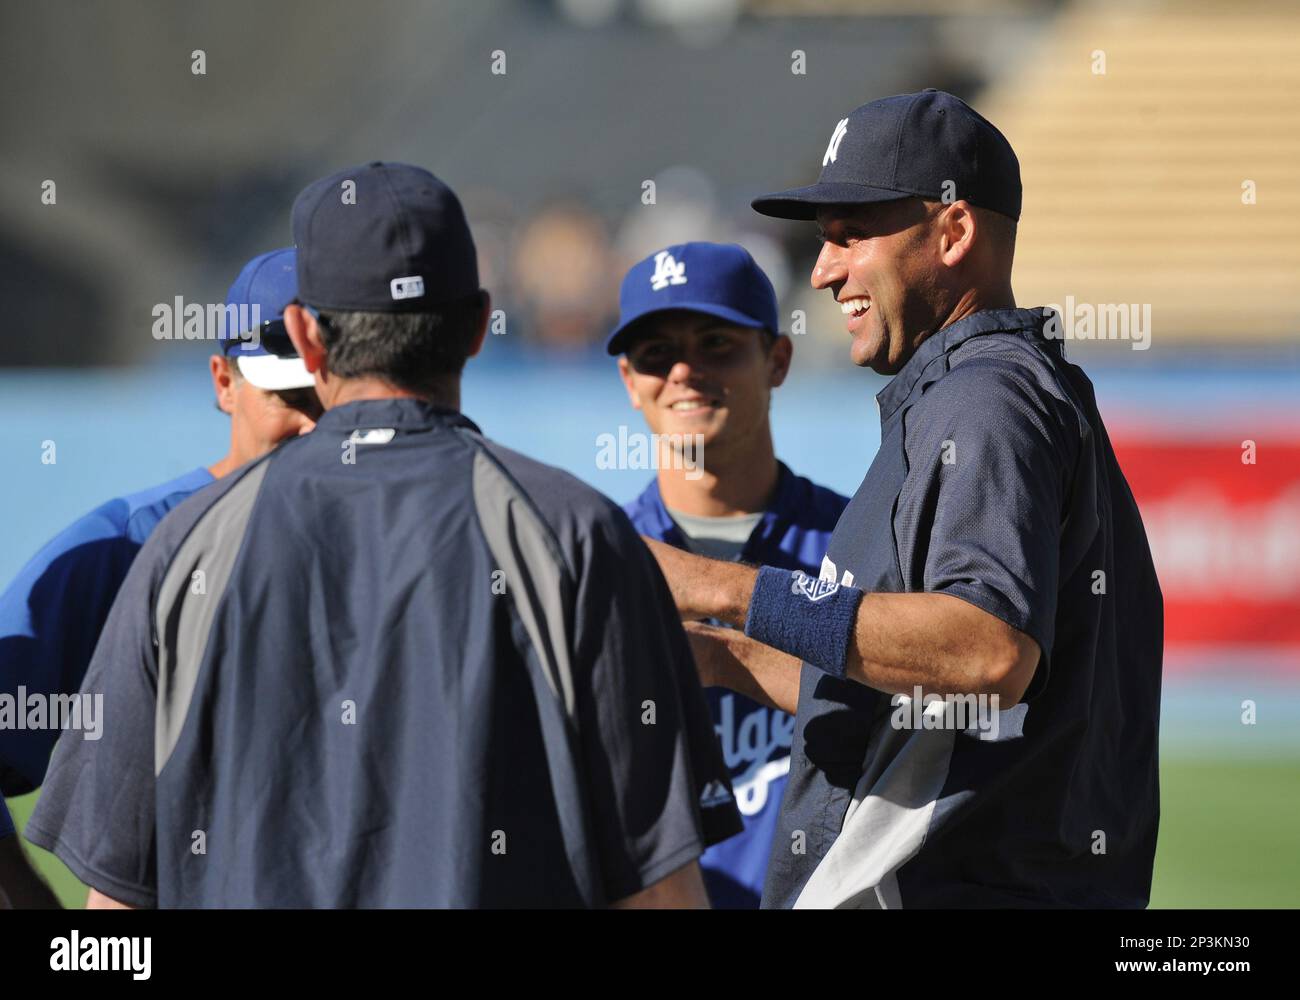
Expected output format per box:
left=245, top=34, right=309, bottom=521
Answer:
left=0, top=833, right=61, bottom=909
left=0, top=521, right=139, bottom=797
left=610, top=860, right=709, bottom=909
left=647, top=539, right=1039, bottom=706
left=647, top=365, right=1074, bottom=711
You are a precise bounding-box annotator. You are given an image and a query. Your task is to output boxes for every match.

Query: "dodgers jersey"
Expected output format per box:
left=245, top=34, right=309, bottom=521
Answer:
left=0, top=466, right=215, bottom=797
left=625, top=462, right=848, bottom=908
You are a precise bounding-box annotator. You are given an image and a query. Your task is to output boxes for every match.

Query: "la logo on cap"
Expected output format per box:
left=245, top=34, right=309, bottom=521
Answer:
left=650, top=251, right=687, bottom=291
left=823, top=118, right=849, bottom=166
left=390, top=275, right=425, bottom=300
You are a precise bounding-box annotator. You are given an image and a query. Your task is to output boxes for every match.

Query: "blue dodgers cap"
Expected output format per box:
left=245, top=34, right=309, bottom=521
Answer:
left=605, top=242, right=779, bottom=355
left=752, top=89, right=1021, bottom=222
left=291, top=161, right=479, bottom=312
left=222, top=248, right=314, bottom=391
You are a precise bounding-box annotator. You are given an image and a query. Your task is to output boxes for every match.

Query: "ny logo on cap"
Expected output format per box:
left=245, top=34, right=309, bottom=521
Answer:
left=822, top=118, right=849, bottom=166
left=390, top=275, right=425, bottom=300
left=649, top=251, right=688, bottom=291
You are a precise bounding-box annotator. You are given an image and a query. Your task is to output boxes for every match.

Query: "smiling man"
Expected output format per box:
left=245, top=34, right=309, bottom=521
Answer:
left=644, top=91, right=1164, bottom=908
left=610, top=242, right=847, bottom=908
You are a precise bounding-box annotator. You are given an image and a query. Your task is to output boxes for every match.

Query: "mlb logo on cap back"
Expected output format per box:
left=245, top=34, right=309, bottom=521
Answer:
left=292, top=161, right=479, bottom=313
left=390, top=276, right=425, bottom=301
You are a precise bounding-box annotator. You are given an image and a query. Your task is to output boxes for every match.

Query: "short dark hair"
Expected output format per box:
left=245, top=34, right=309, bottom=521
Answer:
left=315, top=292, right=485, bottom=395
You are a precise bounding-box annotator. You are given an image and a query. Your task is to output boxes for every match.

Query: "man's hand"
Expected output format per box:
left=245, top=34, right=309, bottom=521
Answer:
left=611, top=859, right=710, bottom=909
left=683, top=621, right=724, bottom=687
left=684, top=621, right=802, bottom=716
left=641, top=537, right=755, bottom=624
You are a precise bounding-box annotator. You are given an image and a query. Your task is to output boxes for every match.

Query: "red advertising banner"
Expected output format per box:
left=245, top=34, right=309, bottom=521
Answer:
left=1111, top=437, right=1300, bottom=650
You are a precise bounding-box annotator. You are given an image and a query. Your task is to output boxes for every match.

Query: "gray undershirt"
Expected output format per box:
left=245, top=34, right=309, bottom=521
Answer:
left=666, top=507, right=764, bottom=562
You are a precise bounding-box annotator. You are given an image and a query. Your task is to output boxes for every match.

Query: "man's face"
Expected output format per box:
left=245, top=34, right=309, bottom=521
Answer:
left=212, top=356, right=321, bottom=460
left=617, top=311, right=790, bottom=458
left=812, top=198, right=942, bottom=375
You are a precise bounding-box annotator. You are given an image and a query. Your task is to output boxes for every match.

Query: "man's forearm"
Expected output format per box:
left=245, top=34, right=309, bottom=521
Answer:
left=643, top=538, right=755, bottom=623
left=700, top=561, right=756, bottom=627
left=685, top=622, right=801, bottom=716
left=843, top=592, right=1038, bottom=702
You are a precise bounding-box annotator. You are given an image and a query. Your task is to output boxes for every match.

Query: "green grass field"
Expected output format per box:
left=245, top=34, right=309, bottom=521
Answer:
left=6, top=756, right=1299, bottom=908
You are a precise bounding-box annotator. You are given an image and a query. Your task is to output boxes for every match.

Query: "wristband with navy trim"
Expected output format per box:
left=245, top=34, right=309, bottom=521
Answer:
left=743, top=566, right=863, bottom=679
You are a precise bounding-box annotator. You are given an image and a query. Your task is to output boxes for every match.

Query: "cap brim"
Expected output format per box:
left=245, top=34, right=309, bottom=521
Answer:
left=605, top=303, right=770, bottom=356
left=751, top=181, right=915, bottom=220
left=235, top=355, right=315, bottom=391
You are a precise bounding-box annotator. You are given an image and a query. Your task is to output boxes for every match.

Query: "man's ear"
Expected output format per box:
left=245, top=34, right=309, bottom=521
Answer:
left=616, top=355, right=643, bottom=410
left=283, top=304, right=326, bottom=374
left=210, top=355, right=236, bottom=415
left=938, top=200, right=977, bottom=268
left=465, top=290, right=491, bottom=359
left=767, top=333, right=793, bottom=389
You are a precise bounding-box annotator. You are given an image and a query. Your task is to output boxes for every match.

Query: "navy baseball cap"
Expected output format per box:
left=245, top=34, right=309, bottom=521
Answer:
left=222, top=248, right=315, bottom=391
left=752, top=90, right=1021, bottom=222
left=605, top=242, right=779, bottom=356
left=291, top=161, right=479, bottom=312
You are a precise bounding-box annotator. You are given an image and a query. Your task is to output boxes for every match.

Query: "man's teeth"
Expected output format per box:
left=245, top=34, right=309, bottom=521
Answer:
left=840, top=298, right=871, bottom=315
left=671, top=400, right=709, bottom=411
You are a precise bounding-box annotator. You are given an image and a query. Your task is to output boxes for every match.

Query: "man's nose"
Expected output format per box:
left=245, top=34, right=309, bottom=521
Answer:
left=811, top=243, right=844, bottom=291
left=665, top=357, right=695, bottom=383
left=295, top=415, right=317, bottom=436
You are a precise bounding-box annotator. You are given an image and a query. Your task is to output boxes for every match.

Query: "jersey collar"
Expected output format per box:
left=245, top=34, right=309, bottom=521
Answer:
left=315, top=397, right=482, bottom=435
left=875, top=306, right=1057, bottom=423
left=633, top=461, right=798, bottom=560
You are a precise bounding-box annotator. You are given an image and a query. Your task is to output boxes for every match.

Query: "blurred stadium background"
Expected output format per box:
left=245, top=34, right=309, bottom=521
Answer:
left=1, top=0, right=1297, bottom=907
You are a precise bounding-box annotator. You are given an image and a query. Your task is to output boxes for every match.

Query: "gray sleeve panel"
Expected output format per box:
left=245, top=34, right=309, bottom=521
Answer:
left=470, top=447, right=604, bottom=904
left=471, top=448, right=577, bottom=720
left=153, top=460, right=269, bottom=775
left=467, top=430, right=742, bottom=897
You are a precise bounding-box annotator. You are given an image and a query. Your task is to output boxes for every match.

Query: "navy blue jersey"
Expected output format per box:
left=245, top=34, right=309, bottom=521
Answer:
left=763, top=308, right=1163, bottom=909
left=0, top=798, right=12, bottom=840
left=0, top=467, right=214, bottom=796
left=28, top=399, right=740, bottom=907
left=625, top=464, right=847, bottom=908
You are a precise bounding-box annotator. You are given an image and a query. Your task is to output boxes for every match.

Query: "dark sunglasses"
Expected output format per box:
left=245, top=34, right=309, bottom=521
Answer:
left=224, top=318, right=298, bottom=359
left=272, top=385, right=323, bottom=416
